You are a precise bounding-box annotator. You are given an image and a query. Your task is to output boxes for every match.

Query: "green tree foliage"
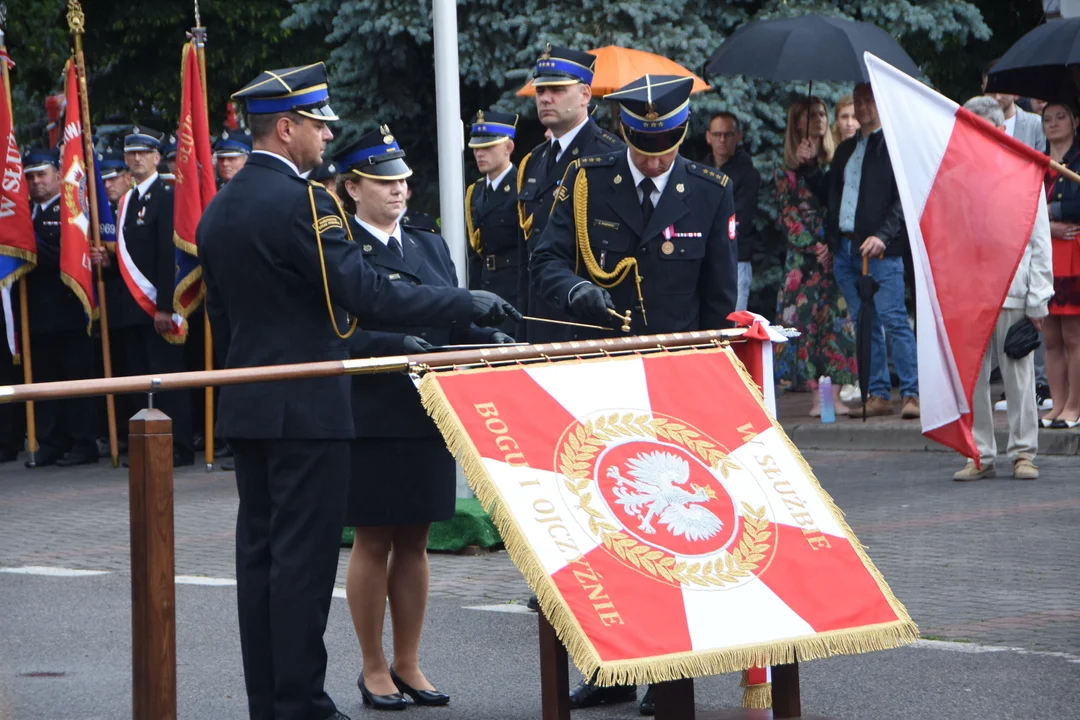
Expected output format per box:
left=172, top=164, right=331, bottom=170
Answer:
left=285, top=0, right=993, bottom=314
left=5, top=0, right=324, bottom=141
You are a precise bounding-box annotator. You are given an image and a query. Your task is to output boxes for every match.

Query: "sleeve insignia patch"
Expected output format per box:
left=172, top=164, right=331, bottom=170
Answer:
left=314, top=215, right=344, bottom=233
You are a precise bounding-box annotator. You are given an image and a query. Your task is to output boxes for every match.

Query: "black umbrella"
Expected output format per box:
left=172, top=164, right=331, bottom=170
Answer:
left=985, top=17, right=1080, bottom=103
left=855, top=256, right=880, bottom=422
left=706, top=14, right=921, bottom=84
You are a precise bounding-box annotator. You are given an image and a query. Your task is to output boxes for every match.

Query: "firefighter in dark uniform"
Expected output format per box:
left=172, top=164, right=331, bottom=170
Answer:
left=465, top=109, right=521, bottom=336
left=516, top=44, right=624, bottom=342
left=214, top=128, right=251, bottom=188
left=531, top=77, right=739, bottom=713
left=533, top=75, right=738, bottom=339
left=91, top=127, right=194, bottom=465
left=0, top=292, right=20, bottom=461
left=17, top=149, right=100, bottom=467
left=196, top=64, right=517, bottom=720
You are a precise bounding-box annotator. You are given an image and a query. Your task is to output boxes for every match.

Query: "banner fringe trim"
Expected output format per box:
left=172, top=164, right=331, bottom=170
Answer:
left=741, top=682, right=771, bottom=709
left=419, top=349, right=920, bottom=687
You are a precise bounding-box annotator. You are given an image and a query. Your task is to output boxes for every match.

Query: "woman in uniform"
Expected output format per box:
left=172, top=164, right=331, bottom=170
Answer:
left=334, top=126, right=515, bottom=710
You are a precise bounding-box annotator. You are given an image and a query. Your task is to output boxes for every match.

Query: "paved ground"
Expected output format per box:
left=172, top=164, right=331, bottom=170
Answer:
left=1, top=447, right=1078, bottom=718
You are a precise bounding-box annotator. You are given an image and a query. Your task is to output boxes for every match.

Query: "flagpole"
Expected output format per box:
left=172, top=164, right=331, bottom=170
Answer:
left=67, top=0, right=119, bottom=468
left=0, top=15, right=37, bottom=465
left=192, top=2, right=215, bottom=472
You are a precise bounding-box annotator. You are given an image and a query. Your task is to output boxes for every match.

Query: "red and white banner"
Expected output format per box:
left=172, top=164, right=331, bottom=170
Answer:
left=58, top=59, right=96, bottom=331
left=115, top=190, right=185, bottom=340
left=420, top=347, right=917, bottom=684
left=866, top=54, right=1048, bottom=463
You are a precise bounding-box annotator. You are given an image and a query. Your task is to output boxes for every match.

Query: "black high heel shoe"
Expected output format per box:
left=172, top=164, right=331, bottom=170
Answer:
left=390, top=667, right=450, bottom=706
left=357, top=674, right=407, bottom=711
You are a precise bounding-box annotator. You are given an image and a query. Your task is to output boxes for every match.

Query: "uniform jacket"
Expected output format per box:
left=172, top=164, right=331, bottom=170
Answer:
left=197, top=152, right=475, bottom=440
left=531, top=151, right=738, bottom=339
left=113, top=175, right=175, bottom=328
left=22, top=195, right=87, bottom=333
left=811, top=131, right=907, bottom=258
left=516, top=118, right=623, bottom=342
left=348, top=217, right=497, bottom=438
left=466, top=166, right=520, bottom=316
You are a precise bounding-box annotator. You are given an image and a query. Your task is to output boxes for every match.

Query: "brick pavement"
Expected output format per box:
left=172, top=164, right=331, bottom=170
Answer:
left=0, top=449, right=1076, bottom=654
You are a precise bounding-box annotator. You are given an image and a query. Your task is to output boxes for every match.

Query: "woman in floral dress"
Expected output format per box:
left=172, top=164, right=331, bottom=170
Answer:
left=772, top=96, right=857, bottom=416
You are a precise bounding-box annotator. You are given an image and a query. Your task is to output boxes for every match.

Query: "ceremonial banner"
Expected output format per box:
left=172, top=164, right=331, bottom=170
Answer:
left=420, top=348, right=917, bottom=684
left=0, top=47, right=36, bottom=358
left=867, top=54, right=1049, bottom=464
left=172, top=41, right=216, bottom=325
left=58, top=59, right=96, bottom=330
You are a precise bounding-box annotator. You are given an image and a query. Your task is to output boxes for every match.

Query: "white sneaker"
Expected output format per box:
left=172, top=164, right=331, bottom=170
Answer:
left=994, top=398, right=1008, bottom=412
left=839, top=384, right=859, bottom=403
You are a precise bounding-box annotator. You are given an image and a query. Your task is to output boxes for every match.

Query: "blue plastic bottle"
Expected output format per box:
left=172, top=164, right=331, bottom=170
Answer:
left=819, top=376, right=835, bottom=423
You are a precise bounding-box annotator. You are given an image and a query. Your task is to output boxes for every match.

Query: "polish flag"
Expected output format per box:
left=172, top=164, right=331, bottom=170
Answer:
left=866, top=54, right=1049, bottom=464
left=419, top=347, right=917, bottom=685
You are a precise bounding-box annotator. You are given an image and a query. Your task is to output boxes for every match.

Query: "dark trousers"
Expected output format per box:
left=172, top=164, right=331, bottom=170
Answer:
left=0, top=333, right=23, bottom=455
left=115, top=325, right=193, bottom=459
left=230, top=438, right=348, bottom=720
left=29, top=330, right=100, bottom=459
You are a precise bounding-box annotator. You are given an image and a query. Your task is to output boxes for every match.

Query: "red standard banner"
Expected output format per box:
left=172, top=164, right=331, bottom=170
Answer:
left=58, top=59, right=96, bottom=330
left=420, top=347, right=917, bottom=685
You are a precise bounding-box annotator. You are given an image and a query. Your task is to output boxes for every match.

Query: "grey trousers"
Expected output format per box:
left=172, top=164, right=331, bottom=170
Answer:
left=973, top=308, right=1038, bottom=464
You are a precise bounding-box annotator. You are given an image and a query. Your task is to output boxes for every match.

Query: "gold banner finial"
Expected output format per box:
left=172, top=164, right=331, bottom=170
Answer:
left=66, top=0, right=85, bottom=34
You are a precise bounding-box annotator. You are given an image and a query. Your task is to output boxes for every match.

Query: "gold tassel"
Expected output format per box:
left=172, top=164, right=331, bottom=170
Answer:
left=464, top=181, right=482, bottom=255
left=307, top=183, right=356, bottom=340
left=516, top=151, right=534, bottom=239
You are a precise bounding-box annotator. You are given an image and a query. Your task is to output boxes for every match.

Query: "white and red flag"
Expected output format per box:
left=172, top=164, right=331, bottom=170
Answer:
left=420, top=346, right=917, bottom=684
left=866, top=54, right=1049, bottom=463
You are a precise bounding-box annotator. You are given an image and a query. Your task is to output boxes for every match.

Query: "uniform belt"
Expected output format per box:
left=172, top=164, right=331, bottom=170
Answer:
left=484, top=254, right=517, bottom=271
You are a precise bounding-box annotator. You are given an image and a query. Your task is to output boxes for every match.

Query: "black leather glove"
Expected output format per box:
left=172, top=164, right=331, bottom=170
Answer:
left=568, top=283, right=616, bottom=325
left=402, top=335, right=433, bottom=354
left=469, top=290, right=523, bottom=327
left=490, top=331, right=517, bottom=344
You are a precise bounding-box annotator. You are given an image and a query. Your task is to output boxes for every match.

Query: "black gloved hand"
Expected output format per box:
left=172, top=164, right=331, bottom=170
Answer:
left=490, top=331, right=517, bottom=344
left=469, top=290, right=524, bottom=327
left=402, top=335, right=433, bottom=354
left=568, top=283, right=616, bottom=325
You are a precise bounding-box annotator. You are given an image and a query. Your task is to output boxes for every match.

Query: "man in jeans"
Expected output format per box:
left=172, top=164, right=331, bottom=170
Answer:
left=953, top=97, right=1053, bottom=482
left=704, top=112, right=761, bottom=311
left=818, top=82, right=919, bottom=418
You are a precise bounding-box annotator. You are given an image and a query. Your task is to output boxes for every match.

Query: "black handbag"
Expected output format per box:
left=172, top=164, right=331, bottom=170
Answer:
left=1003, top=316, right=1041, bottom=359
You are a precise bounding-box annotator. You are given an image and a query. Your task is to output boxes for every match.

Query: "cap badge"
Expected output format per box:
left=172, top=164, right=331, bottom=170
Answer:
left=477, top=110, right=485, bottom=122
left=383, top=135, right=394, bottom=145
left=132, top=126, right=140, bottom=134
left=645, top=105, right=659, bottom=122
left=540, top=43, right=551, bottom=60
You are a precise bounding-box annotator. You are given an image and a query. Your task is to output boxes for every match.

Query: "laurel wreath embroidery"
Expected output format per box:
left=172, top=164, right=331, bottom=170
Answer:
left=558, top=413, right=771, bottom=588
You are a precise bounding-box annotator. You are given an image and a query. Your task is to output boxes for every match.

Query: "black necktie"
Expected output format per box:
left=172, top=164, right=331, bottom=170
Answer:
left=388, top=236, right=403, bottom=258
left=639, top=178, right=656, bottom=225
left=480, top=183, right=492, bottom=212
left=545, top=141, right=560, bottom=176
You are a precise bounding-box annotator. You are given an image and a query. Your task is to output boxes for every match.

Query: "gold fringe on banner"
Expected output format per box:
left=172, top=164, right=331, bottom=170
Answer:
left=739, top=670, right=772, bottom=709
left=418, top=348, right=919, bottom=687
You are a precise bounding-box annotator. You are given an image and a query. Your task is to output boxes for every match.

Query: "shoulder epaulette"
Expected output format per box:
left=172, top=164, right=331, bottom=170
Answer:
left=686, top=162, right=731, bottom=188
left=596, top=128, right=623, bottom=147
left=577, top=151, right=619, bottom=168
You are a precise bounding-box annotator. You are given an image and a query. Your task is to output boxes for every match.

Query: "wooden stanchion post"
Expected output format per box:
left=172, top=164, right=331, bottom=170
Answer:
left=654, top=678, right=695, bottom=719
left=538, top=610, right=570, bottom=720
left=771, top=661, right=801, bottom=719
left=127, top=408, right=176, bottom=720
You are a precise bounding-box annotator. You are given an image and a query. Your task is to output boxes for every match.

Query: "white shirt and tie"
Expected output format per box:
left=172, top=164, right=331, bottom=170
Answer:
left=31, top=194, right=60, bottom=220
left=354, top=215, right=404, bottom=258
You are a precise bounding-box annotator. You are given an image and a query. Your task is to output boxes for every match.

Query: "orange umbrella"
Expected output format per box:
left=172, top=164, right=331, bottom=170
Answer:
left=515, top=45, right=711, bottom=97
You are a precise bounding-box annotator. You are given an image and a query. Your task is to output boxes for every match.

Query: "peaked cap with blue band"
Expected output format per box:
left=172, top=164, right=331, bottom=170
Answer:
left=605, top=75, right=694, bottom=155
left=124, top=125, right=164, bottom=153
left=160, top=136, right=178, bottom=161
left=468, top=109, right=518, bottom=149
left=23, top=148, right=59, bottom=174
left=214, top=129, right=253, bottom=157
left=98, top=151, right=128, bottom=180
left=532, top=44, right=596, bottom=87
left=334, top=124, right=412, bottom=181
left=232, top=63, right=339, bottom=121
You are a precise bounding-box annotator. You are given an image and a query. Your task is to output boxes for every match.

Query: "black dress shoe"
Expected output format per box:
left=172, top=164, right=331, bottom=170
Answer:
left=639, top=685, right=654, bottom=715
left=569, top=678, right=636, bottom=708
left=527, top=594, right=539, bottom=611
left=357, top=675, right=407, bottom=711
left=56, top=452, right=99, bottom=467
left=390, top=667, right=449, bottom=706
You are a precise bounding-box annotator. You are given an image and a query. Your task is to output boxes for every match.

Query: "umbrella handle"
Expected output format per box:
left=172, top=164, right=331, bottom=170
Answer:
left=862, top=254, right=869, bottom=276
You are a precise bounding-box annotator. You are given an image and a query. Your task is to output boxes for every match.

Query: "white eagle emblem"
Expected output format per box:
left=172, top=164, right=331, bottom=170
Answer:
left=607, top=451, right=723, bottom=542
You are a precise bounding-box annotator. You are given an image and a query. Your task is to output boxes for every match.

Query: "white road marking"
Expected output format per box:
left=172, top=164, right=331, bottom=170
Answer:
left=462, top=603, right=535, bottom=615
left=0, top=566, right=110, bottom=577
left=332, top=588, right=347, bottom=599
left=175, top=575, right=236, bottom=586
left=913, top=639, right=1080, bottom=664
